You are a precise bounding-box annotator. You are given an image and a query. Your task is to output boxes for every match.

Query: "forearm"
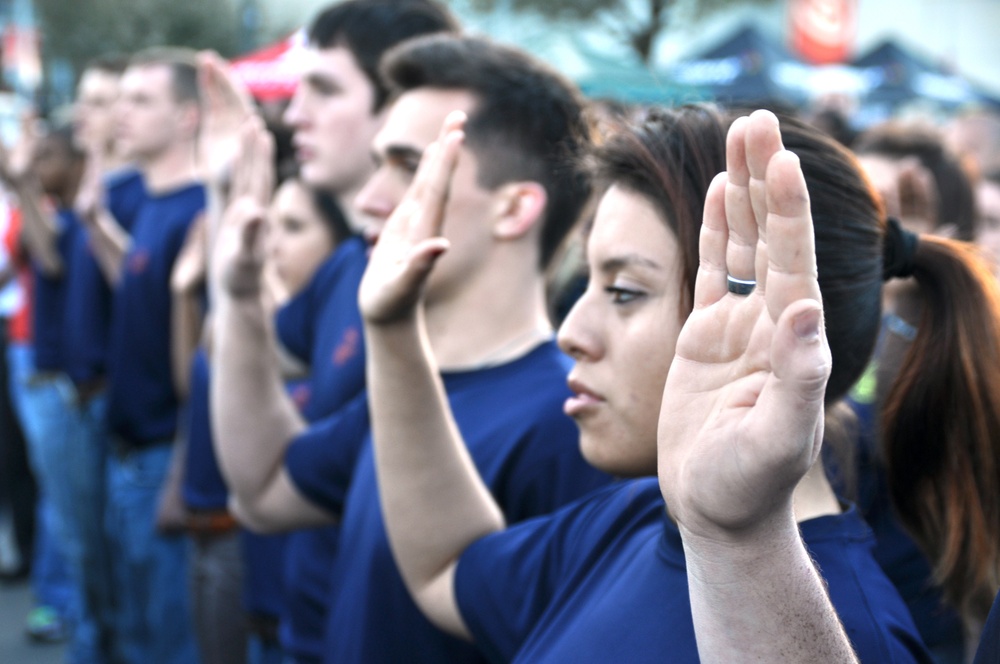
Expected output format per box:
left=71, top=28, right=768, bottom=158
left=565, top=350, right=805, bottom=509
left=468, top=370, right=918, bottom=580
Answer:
left=211, top=293, right=306, bottom=515
left=14, top=180, right=61, bottom=276
left=86, top=209, right=130, bottom=285
left=170, top=290, right=204, bottom=400
left=682, top=514, right=859, bottom=663
left=367, top=315, right=504, bottom=632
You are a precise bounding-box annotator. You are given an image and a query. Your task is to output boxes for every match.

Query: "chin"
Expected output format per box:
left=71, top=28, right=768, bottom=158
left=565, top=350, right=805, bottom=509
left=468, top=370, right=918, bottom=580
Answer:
left=580, top=431, right=656, bottom=478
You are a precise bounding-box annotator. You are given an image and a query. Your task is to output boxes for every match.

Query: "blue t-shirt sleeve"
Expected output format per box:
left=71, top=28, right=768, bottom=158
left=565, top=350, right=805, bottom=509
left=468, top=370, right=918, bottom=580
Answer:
left=275, top=291, right=313, bottom=364
left=975, top=590, right=1000, bottom=664
left=283, top=392, right=370, bottom=515
left=454, top=484, right=624, bottom=662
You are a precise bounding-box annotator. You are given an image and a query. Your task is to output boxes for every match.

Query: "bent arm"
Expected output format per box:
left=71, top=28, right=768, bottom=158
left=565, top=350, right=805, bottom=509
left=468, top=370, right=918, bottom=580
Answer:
left=367, top=317, right=504, bottom=640
left=14, top=179, right=62, bottom=276
left=211, top=292, right=332, bottom=532
left=83, top=207, right=130, bottom=285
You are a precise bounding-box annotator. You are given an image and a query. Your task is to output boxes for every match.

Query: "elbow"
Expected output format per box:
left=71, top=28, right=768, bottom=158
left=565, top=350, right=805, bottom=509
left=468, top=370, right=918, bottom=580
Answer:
left=229, top=496, right=286, bottom=535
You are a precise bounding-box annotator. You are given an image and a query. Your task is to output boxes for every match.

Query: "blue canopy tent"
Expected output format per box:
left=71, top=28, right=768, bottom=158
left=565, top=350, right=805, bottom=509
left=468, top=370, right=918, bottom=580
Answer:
left=669, top=24, right=812, bottom=108
left=852, top=39, right=1000, bottom=115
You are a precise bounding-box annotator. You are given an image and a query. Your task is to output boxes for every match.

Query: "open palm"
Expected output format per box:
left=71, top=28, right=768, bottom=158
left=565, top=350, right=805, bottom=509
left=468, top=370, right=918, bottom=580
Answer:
left=658, top=110, right=832, bottom=542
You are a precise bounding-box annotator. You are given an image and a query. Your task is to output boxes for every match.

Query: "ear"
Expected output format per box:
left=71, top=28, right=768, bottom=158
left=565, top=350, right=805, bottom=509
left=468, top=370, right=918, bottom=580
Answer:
left=492, top=181, right=547, bottom=241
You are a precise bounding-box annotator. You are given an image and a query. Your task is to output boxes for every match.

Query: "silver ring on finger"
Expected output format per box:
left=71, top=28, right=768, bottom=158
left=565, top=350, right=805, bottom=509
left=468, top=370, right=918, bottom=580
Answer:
left=727, top=275, right=756, bottom=296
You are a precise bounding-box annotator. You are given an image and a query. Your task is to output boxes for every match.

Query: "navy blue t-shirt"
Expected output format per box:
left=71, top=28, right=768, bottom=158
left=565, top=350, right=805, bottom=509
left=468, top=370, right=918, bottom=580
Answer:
left=455, top=478, right=931, bottom=664
left=106, top=182, right=205, bottom=447
left=974, top=591, right=1000, bottom=664
left=272, top=237, right=368, bottom=662
left=241, top=528, right=289, bottom=619
left=62, top=218, right=115, bottom=384
left=58, top=169, right=145, bottom=383
left=181, top=348, right=226, bottom=510
left=105, top=168, right=146, bottom=232
left=31, top=208, right=77, bottom=371
left=274, top=235, right=367, bottom=421
left=284, top=341, right=613, bottom=664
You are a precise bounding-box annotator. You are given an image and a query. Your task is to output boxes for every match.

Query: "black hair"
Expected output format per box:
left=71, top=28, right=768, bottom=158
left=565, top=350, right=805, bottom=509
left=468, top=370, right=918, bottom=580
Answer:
left=307, top=0, right=459, bottom=111
left=381, top=34, right=592, bottom=268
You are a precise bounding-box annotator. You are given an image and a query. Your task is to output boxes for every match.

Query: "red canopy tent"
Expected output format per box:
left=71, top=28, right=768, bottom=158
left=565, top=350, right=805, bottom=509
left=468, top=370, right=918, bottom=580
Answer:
left=230, top=29, right=307, bottom=102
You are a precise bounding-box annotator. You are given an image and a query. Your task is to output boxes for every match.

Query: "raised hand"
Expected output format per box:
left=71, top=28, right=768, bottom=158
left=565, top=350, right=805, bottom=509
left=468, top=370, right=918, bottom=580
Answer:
left=658, top=110, right=832, bottom=544
left=197, top=51, right=258, bottom=191
left=0, top=112, right=39, bottom=186
left=211, top=116, right=275, bottom=299
left=358, top=111, right=465, bottom=325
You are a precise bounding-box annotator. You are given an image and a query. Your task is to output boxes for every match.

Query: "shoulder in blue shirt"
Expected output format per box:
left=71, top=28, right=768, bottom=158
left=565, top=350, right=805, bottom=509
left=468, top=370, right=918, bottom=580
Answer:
left=455, top=478, right=932, bottom=664
left=284, top=341, right=612, bottom=664
left=274, top=235, right=367, bottom=421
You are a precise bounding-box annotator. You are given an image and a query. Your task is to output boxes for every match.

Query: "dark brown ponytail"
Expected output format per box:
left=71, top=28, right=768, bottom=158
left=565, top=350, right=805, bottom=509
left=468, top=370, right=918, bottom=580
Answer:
left=882, top=236, right=1000, bottom=622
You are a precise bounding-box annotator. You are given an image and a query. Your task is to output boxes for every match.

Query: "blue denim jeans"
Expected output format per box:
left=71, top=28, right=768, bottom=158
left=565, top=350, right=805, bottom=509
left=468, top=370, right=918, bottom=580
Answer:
left=7, top=343, right=97, bottom=661
left=106, top=442, right=200, bottom=664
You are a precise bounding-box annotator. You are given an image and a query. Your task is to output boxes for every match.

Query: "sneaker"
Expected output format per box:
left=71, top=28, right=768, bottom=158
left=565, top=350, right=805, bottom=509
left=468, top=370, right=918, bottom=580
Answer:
left=24, top=605, right=70, bottom=643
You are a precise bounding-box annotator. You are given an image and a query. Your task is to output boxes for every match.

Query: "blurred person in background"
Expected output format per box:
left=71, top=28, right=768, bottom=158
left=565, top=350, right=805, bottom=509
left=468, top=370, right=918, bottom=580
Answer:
left=206, top=3, right=460, bottom=662
left=82, top=47, right=205, bottom=664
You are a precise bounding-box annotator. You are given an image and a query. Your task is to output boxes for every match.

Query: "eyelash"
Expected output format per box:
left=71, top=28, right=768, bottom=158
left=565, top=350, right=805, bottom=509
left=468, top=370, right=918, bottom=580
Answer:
left=603, top=286, right=643, bottom=304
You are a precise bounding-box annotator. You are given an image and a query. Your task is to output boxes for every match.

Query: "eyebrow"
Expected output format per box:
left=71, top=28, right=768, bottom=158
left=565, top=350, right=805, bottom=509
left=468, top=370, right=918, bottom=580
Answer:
left=303, top=71, right=339, bottom=91
left=596, top=254, right=664, bottom=274
left=377, top=144, right=424, bottom=164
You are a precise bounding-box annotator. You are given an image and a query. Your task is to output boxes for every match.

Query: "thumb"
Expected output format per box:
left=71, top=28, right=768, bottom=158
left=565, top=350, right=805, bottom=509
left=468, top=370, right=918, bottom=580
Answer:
left=405, top=237, right=450, bottom=283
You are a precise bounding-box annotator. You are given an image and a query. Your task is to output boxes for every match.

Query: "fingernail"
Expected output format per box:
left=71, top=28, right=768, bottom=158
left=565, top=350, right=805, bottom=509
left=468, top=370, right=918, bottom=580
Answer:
left=793, top=307, right=821, bottom=341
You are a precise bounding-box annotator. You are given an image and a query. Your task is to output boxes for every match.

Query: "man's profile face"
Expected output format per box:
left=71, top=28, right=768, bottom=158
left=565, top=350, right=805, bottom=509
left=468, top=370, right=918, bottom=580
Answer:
left=75, top=69, right=120, bottom=153
left=116, top=64, right=189, bottom=164
left=284, top=46, right=384, bottom=204
left=355, top=87, right=501, bottom=303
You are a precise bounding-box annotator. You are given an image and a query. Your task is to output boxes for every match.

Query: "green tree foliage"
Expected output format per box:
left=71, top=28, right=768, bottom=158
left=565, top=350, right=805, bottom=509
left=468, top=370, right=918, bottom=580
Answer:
left=462, top=0, right=770, bottom=63
left=34, top=0, right=242, bottom=76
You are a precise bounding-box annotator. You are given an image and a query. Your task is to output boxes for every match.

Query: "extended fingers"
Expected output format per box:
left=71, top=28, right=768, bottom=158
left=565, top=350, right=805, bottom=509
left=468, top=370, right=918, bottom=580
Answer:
left=724, top=116, right=757, bottom=283
left=247, top=121, right=275, bottom=207
left=694, top=172, right=730, bottom=309
left=764, top=150, right=821, bottom=319
left=406, top=110, right=466, bottom=239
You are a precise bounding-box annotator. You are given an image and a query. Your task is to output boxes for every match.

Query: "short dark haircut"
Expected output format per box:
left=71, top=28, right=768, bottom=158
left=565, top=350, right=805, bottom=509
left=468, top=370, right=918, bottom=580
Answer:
left=381, top=34, right=592, bottom=268
left=84, top=53, right=129, bottom=77
left=307, top=0, right=459, bottom=111
left=128, top=47, right=200, bottom=105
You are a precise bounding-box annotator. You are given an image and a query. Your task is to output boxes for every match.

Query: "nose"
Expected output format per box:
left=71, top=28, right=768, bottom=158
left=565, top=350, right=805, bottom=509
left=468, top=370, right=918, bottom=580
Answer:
left=283, top=88, right=307, bottom=128
left=353, top=168, right=397, bottom=223
left=556, top=285, right=602, bottom=362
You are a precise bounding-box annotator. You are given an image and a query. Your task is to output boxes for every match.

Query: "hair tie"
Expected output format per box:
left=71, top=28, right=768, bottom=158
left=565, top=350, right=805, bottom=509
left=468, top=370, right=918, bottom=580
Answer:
left=882, top=217, right=919, bottom=281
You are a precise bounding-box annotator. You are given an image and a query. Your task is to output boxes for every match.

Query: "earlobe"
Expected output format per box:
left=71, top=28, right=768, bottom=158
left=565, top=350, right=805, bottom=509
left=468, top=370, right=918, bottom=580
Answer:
left=493, top=181, right=547, bottom=240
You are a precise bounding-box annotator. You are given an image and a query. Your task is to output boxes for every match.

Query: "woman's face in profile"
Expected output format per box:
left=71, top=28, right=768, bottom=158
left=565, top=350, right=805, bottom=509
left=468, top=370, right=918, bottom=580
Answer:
left=267, top=179, right=337, bottom=296
left=558, top=185, right=686, bottom=477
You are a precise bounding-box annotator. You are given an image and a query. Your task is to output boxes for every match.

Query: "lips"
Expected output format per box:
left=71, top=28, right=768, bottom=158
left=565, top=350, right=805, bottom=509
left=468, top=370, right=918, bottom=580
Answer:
left=564, top=375, right=603, bottom=417
left=292, top=137, right=315, bottom=162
